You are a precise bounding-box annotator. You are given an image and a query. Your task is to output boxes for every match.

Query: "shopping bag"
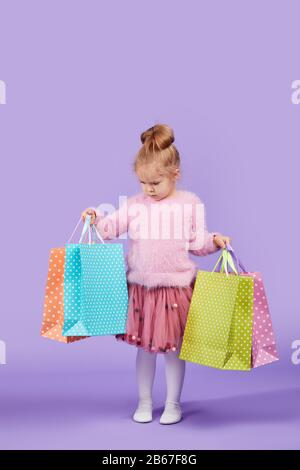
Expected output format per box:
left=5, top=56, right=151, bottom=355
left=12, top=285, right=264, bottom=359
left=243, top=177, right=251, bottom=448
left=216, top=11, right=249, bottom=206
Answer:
left=225, top=245, right=279, bottom=368
left=41, top=217, right=98, bottom=342
left=62, top=215, right=129, bottom=336
left=41, top=246, right=88, bottom=343
left=179, top=249, right=254, bottom=370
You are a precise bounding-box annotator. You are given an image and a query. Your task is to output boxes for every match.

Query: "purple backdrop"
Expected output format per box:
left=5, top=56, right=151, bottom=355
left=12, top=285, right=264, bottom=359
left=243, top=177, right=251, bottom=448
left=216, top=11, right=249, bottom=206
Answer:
left=0, top=0, right=299, bottom=450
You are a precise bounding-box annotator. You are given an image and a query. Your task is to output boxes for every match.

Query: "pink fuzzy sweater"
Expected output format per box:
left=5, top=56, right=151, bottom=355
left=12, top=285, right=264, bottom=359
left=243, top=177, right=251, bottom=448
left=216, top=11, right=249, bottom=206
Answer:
left=92, top=190, right=221, bottom=288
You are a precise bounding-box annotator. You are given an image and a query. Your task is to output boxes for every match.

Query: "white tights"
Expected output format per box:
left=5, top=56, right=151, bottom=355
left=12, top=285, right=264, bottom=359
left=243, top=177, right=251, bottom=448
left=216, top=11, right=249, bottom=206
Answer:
left=135, top=339, right=186, bottom=405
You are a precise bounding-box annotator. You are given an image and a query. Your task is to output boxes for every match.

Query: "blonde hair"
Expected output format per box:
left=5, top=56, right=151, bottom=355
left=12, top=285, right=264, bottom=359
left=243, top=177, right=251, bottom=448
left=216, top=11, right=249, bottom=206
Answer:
left=133, top=123, right=181, bottom=178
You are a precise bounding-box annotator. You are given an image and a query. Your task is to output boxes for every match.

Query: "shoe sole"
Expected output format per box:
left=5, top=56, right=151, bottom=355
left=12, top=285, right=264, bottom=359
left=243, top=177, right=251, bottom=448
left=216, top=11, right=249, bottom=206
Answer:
left=159, top=416, right=182, bottom=425
left=133, top=412, right=153, bottom=423
left=133, top=418, right=153, bottom=423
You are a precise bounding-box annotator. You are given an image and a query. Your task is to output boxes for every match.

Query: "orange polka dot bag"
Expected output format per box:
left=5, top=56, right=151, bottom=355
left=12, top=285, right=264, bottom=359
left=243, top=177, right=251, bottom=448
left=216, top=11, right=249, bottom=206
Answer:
left=41, top=245, right=87, bottom=343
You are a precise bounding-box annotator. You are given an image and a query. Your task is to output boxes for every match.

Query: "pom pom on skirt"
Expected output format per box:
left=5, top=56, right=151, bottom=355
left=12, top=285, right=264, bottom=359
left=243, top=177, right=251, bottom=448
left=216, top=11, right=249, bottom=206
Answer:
left=115, top=277, right=196, bottom=354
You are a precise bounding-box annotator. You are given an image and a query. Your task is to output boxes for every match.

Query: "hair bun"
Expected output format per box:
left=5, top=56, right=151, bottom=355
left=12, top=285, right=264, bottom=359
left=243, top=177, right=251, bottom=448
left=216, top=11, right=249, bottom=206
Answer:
left=140, top=124, right=174, bottom=152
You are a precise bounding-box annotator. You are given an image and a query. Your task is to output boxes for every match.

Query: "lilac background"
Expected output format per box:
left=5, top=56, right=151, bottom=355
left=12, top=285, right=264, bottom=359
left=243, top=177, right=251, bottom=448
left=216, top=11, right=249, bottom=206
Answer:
left=0, top=0, right=299, bottom=450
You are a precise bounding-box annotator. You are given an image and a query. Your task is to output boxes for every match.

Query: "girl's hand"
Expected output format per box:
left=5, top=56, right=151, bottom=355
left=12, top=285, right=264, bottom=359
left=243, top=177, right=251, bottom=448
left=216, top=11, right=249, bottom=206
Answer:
left=213, top=234, right=231, bottom=249
left=81, top=208, right=97, bottom=225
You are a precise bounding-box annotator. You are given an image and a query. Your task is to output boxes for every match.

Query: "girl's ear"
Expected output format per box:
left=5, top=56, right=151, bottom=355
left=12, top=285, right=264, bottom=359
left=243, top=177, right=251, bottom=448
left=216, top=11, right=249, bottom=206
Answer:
left=174, top=168, right=181, bottom=179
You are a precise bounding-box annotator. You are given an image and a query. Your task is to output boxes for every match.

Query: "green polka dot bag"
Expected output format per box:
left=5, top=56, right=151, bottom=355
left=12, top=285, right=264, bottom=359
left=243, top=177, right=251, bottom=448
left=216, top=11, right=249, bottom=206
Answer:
left=179, top=248, right=254, bottom=371
left=62, top=215, right=129, bottom=336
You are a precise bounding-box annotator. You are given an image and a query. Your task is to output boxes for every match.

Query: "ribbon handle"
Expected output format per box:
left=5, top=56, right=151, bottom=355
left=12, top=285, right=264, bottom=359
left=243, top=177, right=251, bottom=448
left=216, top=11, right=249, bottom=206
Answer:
left=67, top=214, right=105, bottom=245
left=225, top=243, right=248, bottom=273
left=90, top=224, right=105, bottom=244
left=78, top=215, right=92, bottom=243
left=212, top=245, right=241, bottom=276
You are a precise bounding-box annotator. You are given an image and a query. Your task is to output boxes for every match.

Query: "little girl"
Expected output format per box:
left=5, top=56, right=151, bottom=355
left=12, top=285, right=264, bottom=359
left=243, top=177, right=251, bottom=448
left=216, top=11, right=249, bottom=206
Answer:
left=82, top=124, right=231, bottom=425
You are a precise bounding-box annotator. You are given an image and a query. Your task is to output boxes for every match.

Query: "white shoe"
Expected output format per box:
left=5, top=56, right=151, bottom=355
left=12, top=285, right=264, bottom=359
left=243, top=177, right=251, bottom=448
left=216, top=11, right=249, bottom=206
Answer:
left=132, top=400, right=153, bottom=423
left=159, top=401, right=182, bottom=425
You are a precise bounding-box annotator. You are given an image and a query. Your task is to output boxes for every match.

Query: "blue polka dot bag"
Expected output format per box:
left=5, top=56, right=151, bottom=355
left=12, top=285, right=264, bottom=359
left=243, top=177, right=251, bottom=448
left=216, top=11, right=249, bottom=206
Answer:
left=62, top=215, right=129, bottom=336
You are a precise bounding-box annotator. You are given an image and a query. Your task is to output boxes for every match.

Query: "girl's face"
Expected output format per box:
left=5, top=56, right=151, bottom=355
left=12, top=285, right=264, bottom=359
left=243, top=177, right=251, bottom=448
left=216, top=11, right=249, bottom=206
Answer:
left=137, top=165, right=180, bottom=201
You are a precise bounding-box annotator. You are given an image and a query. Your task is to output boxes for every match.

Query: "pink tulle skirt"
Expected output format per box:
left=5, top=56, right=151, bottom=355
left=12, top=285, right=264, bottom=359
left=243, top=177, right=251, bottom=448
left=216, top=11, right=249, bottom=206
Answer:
left=115, top=277, right=196, bottom=354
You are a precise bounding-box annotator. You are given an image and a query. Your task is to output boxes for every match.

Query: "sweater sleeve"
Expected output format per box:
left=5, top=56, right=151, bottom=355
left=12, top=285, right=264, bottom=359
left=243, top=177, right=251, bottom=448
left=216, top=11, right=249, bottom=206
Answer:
left=188, top=195, right=222, bottom=256
left=90, top=198, right=130, bottom=240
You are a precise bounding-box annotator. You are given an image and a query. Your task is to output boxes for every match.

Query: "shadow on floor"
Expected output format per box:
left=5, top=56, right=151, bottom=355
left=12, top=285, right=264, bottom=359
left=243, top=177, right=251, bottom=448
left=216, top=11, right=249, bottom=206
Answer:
left=152, top=387, right=300, bottom=427
left=0, top=387, right=299, bottom=429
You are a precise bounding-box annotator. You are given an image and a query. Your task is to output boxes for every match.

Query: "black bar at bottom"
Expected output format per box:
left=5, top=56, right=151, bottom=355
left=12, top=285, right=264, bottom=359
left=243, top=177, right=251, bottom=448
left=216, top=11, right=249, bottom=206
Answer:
left=0, top=450, right=299, bottom=466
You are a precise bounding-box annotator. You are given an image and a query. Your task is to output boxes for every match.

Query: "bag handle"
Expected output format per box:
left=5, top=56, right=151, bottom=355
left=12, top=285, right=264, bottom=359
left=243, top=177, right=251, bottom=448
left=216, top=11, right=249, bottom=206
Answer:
left=225, top=243, right=247, bottom=273
left=211, top=243, right=248, bottom=276
left=212, top=248, right=239, bottom=276
left=90, top=224, right=105, bottom=244
left=67, top=215, right=105, bottom=245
